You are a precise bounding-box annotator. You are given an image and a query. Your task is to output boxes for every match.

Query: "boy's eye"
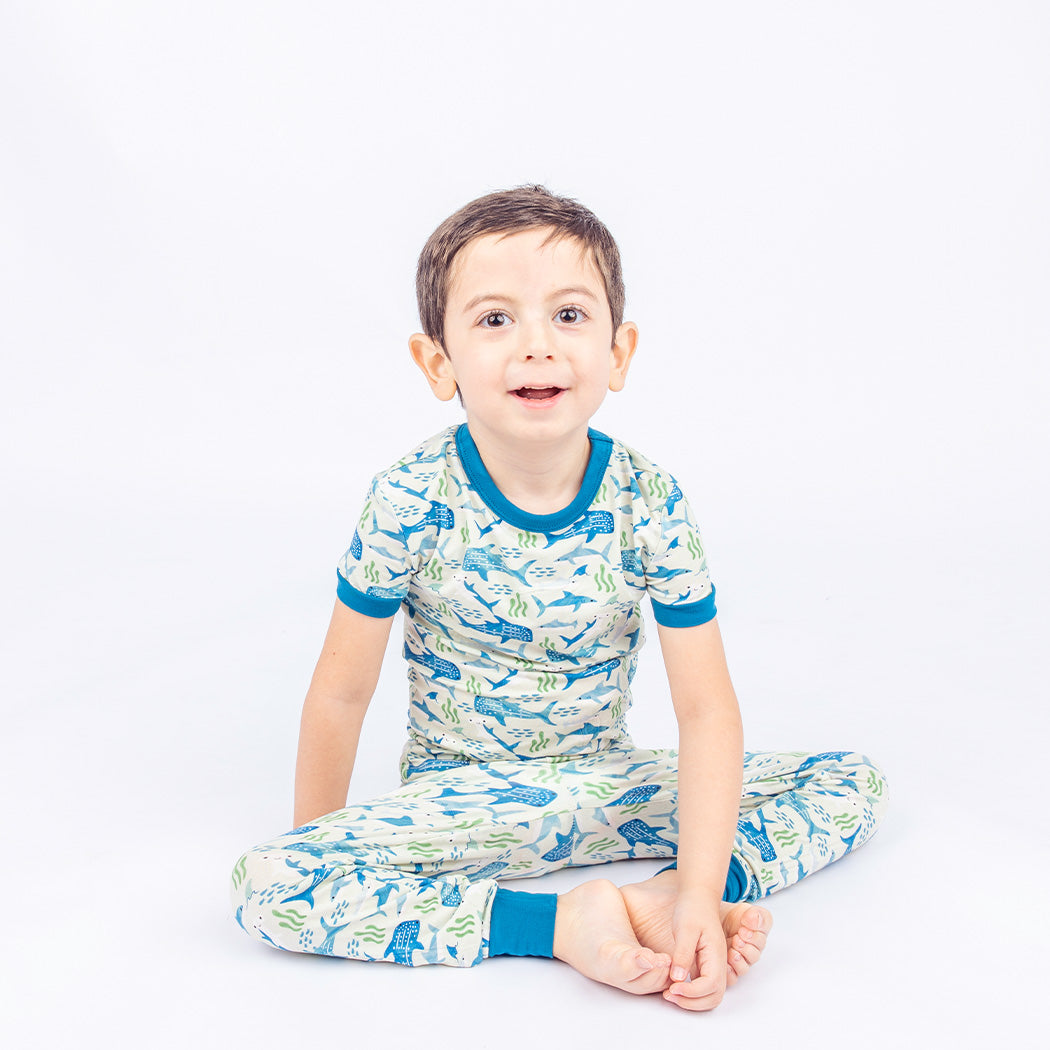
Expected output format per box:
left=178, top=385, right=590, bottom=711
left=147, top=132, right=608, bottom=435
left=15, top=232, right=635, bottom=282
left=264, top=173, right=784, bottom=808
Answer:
left=480, top=311, right=509, bottom=328
left=558, top=308, right=583, bottom=324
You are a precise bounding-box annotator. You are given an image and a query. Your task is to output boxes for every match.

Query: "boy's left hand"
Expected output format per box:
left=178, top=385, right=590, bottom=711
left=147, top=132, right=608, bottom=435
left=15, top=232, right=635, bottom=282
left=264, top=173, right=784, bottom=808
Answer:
left=665, top=892, right=728, bottom=1010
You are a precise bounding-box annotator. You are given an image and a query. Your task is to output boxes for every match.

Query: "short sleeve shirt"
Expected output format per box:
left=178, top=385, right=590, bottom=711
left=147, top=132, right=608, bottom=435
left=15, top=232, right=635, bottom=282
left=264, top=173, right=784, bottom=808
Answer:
left=337, top=425, right=716, bottom=765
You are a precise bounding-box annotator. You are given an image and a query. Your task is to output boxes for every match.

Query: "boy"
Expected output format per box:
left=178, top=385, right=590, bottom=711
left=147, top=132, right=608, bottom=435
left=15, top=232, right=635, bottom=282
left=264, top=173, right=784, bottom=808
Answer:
left=231, top=186, right=887, bottom=1011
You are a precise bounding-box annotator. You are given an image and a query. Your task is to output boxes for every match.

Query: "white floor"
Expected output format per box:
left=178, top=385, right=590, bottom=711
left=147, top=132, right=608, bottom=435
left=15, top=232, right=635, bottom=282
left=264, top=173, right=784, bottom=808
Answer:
left=4, top=475, right=1046, bottom=1048
left=3, top=4, right=1048, bottom=1047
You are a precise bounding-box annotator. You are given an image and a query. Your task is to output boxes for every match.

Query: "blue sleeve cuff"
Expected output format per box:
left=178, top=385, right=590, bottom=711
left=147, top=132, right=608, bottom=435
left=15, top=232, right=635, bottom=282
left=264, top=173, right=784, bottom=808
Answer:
left=336, top=571, right=403, bottom=618
left=650, top=585, right=717, bottom=627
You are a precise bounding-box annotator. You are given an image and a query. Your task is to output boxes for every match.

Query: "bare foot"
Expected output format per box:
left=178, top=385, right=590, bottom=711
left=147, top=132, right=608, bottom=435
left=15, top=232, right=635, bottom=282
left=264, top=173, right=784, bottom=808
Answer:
left=552, top=878, right=673, bottom=994
left=621, top=868, right=772, bottom=987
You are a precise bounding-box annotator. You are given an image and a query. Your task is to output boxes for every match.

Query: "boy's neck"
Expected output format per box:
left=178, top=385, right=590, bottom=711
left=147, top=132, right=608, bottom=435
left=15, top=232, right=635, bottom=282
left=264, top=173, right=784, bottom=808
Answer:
left=465, top=421, right=592, bottom=516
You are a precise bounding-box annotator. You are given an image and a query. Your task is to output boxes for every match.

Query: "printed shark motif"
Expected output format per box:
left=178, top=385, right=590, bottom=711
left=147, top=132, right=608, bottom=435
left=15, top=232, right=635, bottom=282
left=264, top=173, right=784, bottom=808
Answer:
left=404, top=757, right=471, bottom=779
left=558, top=540, right=611, bottom=564
left=387, top=479, right=431, bottom=501
left=283, top=839, right=358, bottom=859
left=280, top=865, right=344, bottom=908
left=479, top=722, right=526, bottom=756
left=366, top=585, right=405, bottom=600
left=620, top=549, right=643, bottom=575
left=737, top=819, right=777, bottom=862
left=618, top=818, right=677, bottom=852
left=840, top=805, right=878, bottom=853
left=541, top=818, right=581, bottom=862
left=664, top=484, right=683, bottom=514
left=349, top=530, right=363, bottom=559
left=440, top=881, right=463, bottom=907
left=472, top=861, right=510, bottom=880
left=558, top=620, right=598, bottom=649
left=544, top=510, right=615, bottom=546
left=532, top=591, right=595, bottom=616
left=410, top=697, right=446, bottom=725
left=555, top=721, right=608, bottom=747
left=383, top=920, right=425, bottom=966
left=412, top=501, right=455, bottom=533
left=318, top=914, right=353, bottom=955
left=482, top=668, right=518, bottom=692
left=451, top=582, right=534, bottom=643
left=433, top=781, right=558, bottom=809
left=642, top=562, right=693, bottom=584
left=375, top=501, right=455, bottom=544
left=609, top=784, right=661, bottom=806
left=560, top=657, right=620, bottom=686
left=403, top=642, right=461, bottom=681
left=371, top=879, right=400, bottom=909
left=282, top=856, right=312, bottom=878
left=473, top=695, right=557, bottom=727
left=544, top=647, right=585, bottom=664
left=475, top=782, right=558, bottom=808
left=462, top=547, right=535, bottom=586
left=794, top=751, right=854, bottom=776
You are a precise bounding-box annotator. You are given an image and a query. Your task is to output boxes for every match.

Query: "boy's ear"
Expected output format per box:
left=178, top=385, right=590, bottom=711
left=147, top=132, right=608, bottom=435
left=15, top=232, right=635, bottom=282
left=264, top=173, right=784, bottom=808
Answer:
left=409, top=333, right=458, bottom=402
left=608, top=321, right=638, bottom=392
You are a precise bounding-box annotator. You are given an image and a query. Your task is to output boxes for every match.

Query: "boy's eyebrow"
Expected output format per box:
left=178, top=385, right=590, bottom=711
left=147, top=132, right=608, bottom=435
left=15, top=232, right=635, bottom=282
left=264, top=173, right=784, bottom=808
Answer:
left=460, top=286, right=601, bottom=313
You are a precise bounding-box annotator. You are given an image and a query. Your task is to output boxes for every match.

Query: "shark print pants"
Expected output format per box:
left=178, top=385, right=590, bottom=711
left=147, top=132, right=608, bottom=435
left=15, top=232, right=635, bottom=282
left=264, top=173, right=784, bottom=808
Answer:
left=231, top=746, right=887, bottom=967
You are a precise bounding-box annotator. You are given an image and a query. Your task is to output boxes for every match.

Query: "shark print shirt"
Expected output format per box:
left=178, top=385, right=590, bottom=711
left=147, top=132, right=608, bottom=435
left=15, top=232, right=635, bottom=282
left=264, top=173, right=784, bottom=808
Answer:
left=337, top=424, right=717, bottom=769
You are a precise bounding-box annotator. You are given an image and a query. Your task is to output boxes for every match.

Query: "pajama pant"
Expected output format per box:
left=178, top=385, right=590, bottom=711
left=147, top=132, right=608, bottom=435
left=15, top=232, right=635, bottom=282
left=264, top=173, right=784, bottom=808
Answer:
left=231, top=745, right=887, bottom=967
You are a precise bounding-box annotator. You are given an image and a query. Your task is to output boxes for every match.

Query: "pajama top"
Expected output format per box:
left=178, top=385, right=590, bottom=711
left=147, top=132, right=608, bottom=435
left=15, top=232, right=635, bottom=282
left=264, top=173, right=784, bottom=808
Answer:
left=336, top=425, right=717, bottom=772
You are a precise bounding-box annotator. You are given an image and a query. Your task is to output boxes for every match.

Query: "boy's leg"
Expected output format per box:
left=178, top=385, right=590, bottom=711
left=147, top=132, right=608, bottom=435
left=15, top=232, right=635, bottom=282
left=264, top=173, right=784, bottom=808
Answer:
left=231, top=748, right=884, bottom=971
left=730, top=749, right=888, bottom=898
left=619, top=749, right=885, bottom=987
left=231, top=748, right=688, bottom=971
left=623, top=748, right=888, bottom=899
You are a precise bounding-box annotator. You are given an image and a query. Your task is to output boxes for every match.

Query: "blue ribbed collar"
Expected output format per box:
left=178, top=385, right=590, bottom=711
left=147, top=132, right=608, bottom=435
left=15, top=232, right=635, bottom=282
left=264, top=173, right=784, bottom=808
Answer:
left=454, top=423, right=613, bottom=533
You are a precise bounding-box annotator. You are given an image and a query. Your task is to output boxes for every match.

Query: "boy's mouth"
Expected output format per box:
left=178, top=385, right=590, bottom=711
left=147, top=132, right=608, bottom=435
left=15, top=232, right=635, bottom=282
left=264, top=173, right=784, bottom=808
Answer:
left=513, top=386, right=564, bottom=401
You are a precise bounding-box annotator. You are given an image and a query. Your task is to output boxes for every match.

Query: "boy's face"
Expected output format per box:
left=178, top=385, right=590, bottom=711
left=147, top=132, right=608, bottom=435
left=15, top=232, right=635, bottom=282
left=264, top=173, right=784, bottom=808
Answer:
left=410, top=228, right=636, bottom=452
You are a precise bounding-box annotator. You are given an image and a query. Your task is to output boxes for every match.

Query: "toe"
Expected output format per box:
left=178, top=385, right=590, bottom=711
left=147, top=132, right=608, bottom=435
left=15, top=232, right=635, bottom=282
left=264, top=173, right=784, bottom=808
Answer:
left=625, top=948, right=671, bottom=994
left=738, top=926, right=767, bottom=953
left=745, top=906, right=771, bottom=933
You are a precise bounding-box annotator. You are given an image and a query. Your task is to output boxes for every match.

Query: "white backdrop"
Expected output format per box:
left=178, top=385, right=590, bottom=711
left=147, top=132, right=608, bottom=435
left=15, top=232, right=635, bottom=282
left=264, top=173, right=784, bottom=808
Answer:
left=3, top=3, right=1047, bottom=1047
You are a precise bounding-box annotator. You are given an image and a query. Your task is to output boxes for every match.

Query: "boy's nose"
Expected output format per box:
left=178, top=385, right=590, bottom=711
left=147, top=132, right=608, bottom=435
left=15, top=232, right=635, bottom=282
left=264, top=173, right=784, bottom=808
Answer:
left=521, top=321, right=556, bottom=360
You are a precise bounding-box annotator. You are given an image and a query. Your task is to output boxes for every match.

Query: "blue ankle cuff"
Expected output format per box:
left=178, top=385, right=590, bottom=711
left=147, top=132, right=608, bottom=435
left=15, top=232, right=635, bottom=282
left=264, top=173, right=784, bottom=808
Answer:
left=656, top=855, right=749, bottom=903
left=723, top=854, right=748, bottom=902
left=488, top=888, right=558, bottom=958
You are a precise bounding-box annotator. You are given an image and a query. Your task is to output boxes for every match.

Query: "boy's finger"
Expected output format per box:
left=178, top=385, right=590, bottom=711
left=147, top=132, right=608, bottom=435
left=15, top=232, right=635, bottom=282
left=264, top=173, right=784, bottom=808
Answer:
left=665, top=986, right=725, bottom=1012
left=670, top=933, right=699, bottom=983
left=694, top=938, right=718, bottom=979
left=664, top=973, right=725, bottom=1011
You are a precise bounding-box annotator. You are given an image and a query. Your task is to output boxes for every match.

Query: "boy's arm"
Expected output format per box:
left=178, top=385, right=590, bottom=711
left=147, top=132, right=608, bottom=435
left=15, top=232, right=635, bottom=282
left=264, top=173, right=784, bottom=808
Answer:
left=656, top=615, right=744, bottom=1010
left=292, top=600, right=395, bottom=829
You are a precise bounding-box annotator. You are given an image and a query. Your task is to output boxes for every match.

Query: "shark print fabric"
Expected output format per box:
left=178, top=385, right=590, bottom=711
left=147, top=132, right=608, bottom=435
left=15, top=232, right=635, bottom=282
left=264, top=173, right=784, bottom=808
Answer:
left=335, top=424, right=718, bottom=774
left=232, top=747, right=888, bottom=966
left=231, top=426, right=888, bottom=966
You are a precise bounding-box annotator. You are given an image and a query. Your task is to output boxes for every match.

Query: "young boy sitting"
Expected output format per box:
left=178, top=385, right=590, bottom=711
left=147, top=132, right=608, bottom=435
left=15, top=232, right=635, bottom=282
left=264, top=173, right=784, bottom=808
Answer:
left=231, top=185, right=887, bottom=1012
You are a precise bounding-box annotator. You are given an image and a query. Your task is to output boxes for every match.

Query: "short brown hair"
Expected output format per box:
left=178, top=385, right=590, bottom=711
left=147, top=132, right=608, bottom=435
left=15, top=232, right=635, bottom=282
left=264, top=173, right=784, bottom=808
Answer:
left=416, top=185, right=625, bottom=347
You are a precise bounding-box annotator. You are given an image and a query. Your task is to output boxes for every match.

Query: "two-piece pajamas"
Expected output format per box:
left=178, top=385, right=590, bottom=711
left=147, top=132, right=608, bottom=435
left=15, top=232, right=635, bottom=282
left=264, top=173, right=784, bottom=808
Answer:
left=231, top=425, right=887, bottom=966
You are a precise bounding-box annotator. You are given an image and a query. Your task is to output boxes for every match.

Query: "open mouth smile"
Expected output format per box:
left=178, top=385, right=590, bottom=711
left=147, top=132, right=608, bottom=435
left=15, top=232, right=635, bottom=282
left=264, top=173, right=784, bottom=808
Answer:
left=511, top=386, right=566, bottom=402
